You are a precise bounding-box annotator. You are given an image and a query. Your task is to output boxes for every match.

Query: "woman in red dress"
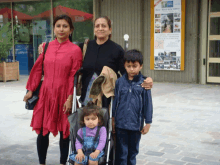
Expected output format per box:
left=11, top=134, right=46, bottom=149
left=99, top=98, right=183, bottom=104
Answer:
left=23, top=15, right=82, bottom=165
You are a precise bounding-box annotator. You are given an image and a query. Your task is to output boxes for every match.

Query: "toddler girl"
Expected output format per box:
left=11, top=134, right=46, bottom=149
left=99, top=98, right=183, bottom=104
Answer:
left=69, top=101, right=107, bottom=165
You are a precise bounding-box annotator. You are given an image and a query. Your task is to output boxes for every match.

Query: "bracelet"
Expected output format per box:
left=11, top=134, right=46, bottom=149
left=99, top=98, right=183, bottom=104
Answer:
left=67, top=99, right=72, bottom=102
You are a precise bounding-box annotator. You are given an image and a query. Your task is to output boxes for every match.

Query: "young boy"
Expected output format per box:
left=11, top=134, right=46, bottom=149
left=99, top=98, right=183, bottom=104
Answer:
left=112, top=49, right=153, bottom=165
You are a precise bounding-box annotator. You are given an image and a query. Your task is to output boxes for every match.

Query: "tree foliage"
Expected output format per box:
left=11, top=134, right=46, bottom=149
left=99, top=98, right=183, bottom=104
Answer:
left=11, top=0, right=93, bottom=43
left=0, top=0, right=93, bottom=61
left=0, top=22, right=13, bottom=62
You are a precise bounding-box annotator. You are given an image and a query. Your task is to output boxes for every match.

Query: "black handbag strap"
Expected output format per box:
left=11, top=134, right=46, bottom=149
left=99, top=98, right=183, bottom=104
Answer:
left=42, top=42, right=49, bottom=75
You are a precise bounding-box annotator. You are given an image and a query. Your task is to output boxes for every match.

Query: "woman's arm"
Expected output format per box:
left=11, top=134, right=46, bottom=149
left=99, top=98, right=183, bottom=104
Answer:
left=26, top=43, right=46, bottom=92
left=64, top=47, right=82, bottom=114
left=67, top=47, right=83, bottom=96
left=24, top=43, right=46, bottom=102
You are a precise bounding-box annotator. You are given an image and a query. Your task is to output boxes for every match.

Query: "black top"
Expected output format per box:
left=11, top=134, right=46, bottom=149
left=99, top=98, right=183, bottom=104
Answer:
left=79, top=39, right=126, bottom=102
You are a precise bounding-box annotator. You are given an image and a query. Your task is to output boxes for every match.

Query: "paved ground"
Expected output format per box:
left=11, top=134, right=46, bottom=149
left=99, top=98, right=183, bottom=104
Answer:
left=0, top=76, right=220, bottom=165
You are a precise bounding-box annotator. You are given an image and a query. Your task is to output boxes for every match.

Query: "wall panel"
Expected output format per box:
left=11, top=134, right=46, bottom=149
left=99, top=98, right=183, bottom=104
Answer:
left=99, top=0, right=142, bottom=51
left=95, top=0, right=199, bottom=83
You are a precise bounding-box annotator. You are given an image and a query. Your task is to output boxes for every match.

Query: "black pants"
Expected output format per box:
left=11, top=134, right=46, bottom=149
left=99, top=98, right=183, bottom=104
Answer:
left=37, top=131, right=69, bottom=164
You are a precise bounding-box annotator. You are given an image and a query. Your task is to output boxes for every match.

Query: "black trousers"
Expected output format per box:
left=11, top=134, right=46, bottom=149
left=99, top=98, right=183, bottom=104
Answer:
left=37, top=131, right=69, bottom=164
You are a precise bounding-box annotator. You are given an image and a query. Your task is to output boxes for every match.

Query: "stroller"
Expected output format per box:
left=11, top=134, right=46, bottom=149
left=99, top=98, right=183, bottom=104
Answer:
left=67, top=70, right=115, bottom=165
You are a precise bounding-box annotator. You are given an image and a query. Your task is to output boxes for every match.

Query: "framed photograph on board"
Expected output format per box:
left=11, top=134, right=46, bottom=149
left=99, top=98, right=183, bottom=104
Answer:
left=150, top=0, right=185, bottom=71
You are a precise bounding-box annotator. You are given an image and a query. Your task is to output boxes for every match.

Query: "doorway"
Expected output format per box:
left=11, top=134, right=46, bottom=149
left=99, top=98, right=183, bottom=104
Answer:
left=207, top=0, right=220, bottom=83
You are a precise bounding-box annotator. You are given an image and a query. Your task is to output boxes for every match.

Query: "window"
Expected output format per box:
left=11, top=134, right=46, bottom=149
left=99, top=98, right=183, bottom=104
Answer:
left=0, top=0, right=93, bottom=75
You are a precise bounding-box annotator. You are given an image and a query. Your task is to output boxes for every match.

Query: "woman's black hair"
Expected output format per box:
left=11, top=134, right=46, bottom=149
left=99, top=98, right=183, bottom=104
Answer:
left=94, top=16, right=112, bottom=40
left=124, top=49, right=143, bottom=65
left=80, top=101, right=104, bottom=127
left=53, top=14, right=74, bottom=42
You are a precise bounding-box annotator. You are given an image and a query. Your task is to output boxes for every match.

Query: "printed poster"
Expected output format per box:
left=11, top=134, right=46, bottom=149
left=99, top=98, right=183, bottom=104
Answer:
left=154, top=0, right=182, bottom=70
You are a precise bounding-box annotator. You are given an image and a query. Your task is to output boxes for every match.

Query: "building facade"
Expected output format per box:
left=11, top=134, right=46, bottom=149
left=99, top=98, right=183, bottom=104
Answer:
left=94, top=0, right=220, bottom=84
left=1, top=0, right=219, bottom=84
left=0, top=0, right=93, bottom=74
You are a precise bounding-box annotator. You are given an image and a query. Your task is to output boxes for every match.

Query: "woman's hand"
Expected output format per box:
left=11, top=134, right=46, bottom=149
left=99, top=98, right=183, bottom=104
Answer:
left=38, top=42, right=45, bottom=54
left=23, top=91, right=33, bottom=102
left=141, top=77, right=153, bottom=89
left=90, top=150, right=100, bottom=159
left=75, top=149, right=85, bottom=162
left=141, top=124, right=151, bottom=135
left=63, top=99, right=72, bottom=114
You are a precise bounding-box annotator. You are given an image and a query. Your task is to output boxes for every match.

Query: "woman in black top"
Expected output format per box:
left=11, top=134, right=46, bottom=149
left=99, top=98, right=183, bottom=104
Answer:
left=79, top=16, right=152, bottom=108
left=79, top=38, right=126, bottom=107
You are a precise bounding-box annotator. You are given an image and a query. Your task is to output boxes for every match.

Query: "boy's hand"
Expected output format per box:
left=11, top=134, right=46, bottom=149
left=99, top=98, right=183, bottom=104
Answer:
left=90, top=150, right=100, bottom=159
left=141, top=124, right=151, bottom=135
left=75, top=149, right=85, bottom=162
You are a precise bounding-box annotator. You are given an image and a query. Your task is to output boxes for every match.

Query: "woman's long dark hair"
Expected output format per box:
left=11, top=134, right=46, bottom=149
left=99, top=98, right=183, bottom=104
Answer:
left=53, top=14, right=74, bottom=42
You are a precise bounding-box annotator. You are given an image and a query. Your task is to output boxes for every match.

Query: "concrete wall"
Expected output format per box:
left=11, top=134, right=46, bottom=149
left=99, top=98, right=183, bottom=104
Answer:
left=94, top=0, right=200, bottom=83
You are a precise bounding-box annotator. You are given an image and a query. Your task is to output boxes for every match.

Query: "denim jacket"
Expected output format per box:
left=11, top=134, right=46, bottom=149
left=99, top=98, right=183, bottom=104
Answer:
left=112, top=72, right=153, bottom=131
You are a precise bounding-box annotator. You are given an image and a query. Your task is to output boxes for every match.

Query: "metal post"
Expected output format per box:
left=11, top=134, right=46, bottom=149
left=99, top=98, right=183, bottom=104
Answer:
left=124, top=40, right=127, bottom=52
left=11, top=2, right=15, bottom=62
left=123, top=34, right=129, bottom=52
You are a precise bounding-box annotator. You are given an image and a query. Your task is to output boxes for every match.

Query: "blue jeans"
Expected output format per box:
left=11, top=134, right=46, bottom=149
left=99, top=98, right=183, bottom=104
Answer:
left=115, top=127, right=141, bottom=165
left=69, top=151, right=104, bottom=165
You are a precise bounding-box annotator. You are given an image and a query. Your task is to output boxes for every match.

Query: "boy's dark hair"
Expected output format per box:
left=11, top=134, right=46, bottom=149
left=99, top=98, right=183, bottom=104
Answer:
left=124, top=49, right=143, bottom=65
left=80, top=101, right=104, bottom=127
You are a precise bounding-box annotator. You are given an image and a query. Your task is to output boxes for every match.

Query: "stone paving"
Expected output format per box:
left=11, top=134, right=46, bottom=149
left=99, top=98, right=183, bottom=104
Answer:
left=0, top=76, right=220, bottom=165
left=137, top=83, right=220, bottom=165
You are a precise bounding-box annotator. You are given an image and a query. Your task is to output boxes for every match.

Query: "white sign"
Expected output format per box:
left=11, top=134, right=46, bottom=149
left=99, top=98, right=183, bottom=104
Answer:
left=154, top=0, right=181, bottom=70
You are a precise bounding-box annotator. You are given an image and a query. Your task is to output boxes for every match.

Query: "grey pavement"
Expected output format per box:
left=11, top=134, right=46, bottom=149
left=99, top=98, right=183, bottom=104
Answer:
left=0, top=76, right=220, bottom=165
